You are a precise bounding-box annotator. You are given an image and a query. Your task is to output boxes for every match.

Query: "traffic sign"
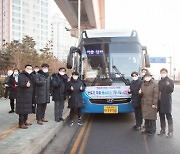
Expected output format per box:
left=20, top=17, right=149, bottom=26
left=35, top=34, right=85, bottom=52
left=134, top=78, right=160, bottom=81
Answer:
left=150, top=57, right=166, bottom=63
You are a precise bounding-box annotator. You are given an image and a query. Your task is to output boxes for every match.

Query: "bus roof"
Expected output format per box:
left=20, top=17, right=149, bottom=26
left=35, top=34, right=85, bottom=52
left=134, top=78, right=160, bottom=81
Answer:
left=84, top=29, right=138, bottom=38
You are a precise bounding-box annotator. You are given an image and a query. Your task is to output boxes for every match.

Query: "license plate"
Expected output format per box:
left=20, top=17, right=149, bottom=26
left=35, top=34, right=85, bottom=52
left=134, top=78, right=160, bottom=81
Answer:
left=104, top=106, right=118, bottom=114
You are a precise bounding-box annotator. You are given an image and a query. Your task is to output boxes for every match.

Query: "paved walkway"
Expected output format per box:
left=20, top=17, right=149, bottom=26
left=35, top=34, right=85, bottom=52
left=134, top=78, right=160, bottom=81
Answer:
left=0, top=98, right=70, bottom=154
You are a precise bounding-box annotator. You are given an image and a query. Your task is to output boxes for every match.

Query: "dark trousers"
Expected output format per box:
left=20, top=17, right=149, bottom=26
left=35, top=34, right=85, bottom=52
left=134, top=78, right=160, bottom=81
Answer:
left=145, top=119, right=156, bottom=134
left=54, top=99, right=64, bottom=121
left=134, top=107, right=143, bottom=127
left=19, top=114, right=28, bottom=125
left=159, top=113, right=173, bottom=132
left=4, top=87, right=9, bottom=98
left=70, top=108, right=81, bottom=121
left=10, top=99, right=15, bottom=111
left=32, top=104, right=36, bottom=114
left=36, top=103, right=47, bottom=120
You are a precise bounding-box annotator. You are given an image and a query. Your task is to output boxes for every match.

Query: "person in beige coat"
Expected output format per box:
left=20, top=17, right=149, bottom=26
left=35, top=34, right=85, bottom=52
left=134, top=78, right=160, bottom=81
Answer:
left=139, top=72, right=159, bottom=136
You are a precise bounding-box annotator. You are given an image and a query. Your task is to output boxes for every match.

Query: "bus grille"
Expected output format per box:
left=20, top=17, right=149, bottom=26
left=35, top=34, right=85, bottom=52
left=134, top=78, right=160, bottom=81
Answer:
left=89, top=98, right=131, bottom=104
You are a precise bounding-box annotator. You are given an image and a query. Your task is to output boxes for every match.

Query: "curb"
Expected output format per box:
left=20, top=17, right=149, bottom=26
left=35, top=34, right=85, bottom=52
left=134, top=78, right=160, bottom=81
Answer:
left=21, top=109, right=70, bottom=154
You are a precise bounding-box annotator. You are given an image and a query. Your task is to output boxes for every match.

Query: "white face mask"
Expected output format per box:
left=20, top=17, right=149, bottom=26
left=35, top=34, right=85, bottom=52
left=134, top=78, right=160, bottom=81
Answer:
left=73, top=76, right=78, bottom=80
left=26, top=70, right=32, bottom=74
left=132, top=76, right=138, bottom=81
left=13, top=71, right=19, bottom=75
left=43, top=69, right=48, bottom=73
left=161, top=73, right=167, bottom=78
left=59, top=72, right=65, bottom=76
left=141, top=72, right=145, bottom=76
left=144, top=77, right=151, bottom=82
left=8, top=70, right=13, bottom=76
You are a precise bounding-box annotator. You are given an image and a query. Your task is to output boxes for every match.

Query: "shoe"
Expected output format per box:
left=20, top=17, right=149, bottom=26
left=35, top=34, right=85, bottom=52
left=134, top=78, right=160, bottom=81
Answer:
left=9, top=110, right=14, bottom=113
left=42, top=118, right=48, bottom=122
left=166, top=132, right=173, bottom=138
left=134, top=126, right=141, bottom=131
left=59, top=118, right=64, bottom=121
left=55, top=119, right=64, bottom=122
left=78, top=117, right=82, bottom=120
left=78, top=121, right=83, bottom=126
left=19, top=124, right=28, bottom=129
left=157, top=130, right=166, bottom=135
left=69, top=121, right=74, bottom=127
left=78, top=119, right=83, bottom=126
left=55, top=120, right=60, bottom=122
left=147, top=132, right=154, bottom=136
left=37, top=120, right=43, bottom=125
left=25, top=122, right=32, bottom=126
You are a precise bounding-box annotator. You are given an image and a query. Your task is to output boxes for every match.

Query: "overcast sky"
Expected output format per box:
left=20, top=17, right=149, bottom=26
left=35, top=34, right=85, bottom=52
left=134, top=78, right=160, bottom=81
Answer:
left=105, top=0, right=180, bottom=58
left=49, top=0, right=64, bottom=18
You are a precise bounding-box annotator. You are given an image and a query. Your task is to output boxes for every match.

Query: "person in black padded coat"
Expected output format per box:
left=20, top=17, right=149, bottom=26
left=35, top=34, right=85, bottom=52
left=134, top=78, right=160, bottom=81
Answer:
left=67, top=72, right=85, bottom=127
left=34, top=63, right=51, bottom=125
left=16, top=64, right=33, bottom=129
left=51, top=67, right=68, bottom=122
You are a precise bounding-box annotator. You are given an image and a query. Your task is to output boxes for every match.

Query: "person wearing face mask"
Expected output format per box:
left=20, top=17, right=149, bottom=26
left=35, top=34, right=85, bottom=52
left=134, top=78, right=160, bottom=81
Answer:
left=139, top=72, right=159, bottom=136
left=141, top=68, right=148, bottom=80
left=51, top=67, right=69, bottom=122
left=129, top=72, right=143, bottom=131
left=16, top=64, right=33, bottom=129
left=34, top=63, right=51, bottom=125
left=3, top=70, right=13, bottom=99
left=31, top=66, right=40, bottom=113
left=67, top=72, right=85, bottom=127
left=157, top=68, right=174, bottom=138
left=8, top=69, right=19, bottom=113
left=33, top=66, right=39, bottom=74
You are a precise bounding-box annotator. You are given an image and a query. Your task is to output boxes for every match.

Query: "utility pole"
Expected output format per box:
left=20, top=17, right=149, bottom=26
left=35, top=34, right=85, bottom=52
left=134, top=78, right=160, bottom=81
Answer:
left=78, top=0, right=81, bottom=38
left=1, top=0, right=4, bottom=50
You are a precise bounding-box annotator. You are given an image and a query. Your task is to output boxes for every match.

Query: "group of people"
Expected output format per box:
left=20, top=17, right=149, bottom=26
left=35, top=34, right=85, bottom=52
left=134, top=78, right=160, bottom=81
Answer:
left=130, top=68, right=174, bottom=138
left=3, top=64, right=85, bottom=129
left=3, top=65, right=174, bottom=136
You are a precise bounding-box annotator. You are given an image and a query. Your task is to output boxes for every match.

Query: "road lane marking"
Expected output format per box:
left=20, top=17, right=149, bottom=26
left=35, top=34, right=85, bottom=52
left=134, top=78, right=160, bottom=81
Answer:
left=0, top=125, right=18, bottom=140
left=78, top=115, right=94, bottom=154
left=0, top=114, right=35, bottom=140
left=143, top=135, right=150, bottom=154
left=70, top=115, right=90, bottom=154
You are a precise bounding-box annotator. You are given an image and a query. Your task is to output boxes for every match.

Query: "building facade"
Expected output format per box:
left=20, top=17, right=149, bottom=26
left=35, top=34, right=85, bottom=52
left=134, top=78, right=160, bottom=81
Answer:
left=51, top=13, right=77, bottom=61
left=0, top=0, right=49, bottom=51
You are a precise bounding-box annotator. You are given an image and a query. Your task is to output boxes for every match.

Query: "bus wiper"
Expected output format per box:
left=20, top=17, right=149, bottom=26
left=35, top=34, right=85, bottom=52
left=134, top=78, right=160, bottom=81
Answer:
left=91, top=66, right=101, bottom=86
left=112, top=66, right=130, bottom=85
left=91, top=75, right=100, bottom=86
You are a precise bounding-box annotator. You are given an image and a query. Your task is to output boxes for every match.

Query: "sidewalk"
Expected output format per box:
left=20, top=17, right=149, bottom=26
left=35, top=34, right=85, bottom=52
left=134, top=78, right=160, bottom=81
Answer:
left=0, top=98, right=70, bottom=154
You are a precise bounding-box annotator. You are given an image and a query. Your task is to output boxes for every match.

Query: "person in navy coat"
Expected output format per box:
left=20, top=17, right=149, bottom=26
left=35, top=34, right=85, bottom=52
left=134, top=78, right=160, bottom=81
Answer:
left=129, top=72, right=143, bottom=131
left=158, top=68, right=174, bottom=138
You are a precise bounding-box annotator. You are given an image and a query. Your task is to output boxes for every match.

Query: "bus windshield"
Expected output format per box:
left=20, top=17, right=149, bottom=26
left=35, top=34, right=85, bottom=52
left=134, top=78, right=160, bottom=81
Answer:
left=82, top=41, right=143, bottom=86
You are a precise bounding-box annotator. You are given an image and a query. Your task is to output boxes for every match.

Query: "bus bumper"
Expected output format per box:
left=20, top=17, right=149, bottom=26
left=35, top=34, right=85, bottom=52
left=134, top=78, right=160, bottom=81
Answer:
left=81, top=99, right=134, bottom=114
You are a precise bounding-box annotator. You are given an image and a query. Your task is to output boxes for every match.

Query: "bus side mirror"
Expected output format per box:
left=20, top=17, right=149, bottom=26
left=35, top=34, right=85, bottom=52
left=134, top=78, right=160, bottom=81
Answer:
left=142, top=46, right=150, bottom=67
left=142, top=46, right=147, bottom=53
left=145, top=54, right=150, bottom=68
left=67, top=52, right=73, bottom=69
left=67, top=46, right=81, bottom=69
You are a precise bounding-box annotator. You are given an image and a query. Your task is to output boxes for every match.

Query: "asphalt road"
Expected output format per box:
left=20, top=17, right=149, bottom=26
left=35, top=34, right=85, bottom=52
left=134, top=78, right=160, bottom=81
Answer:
left=42, top=85, right=180, bottom=154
